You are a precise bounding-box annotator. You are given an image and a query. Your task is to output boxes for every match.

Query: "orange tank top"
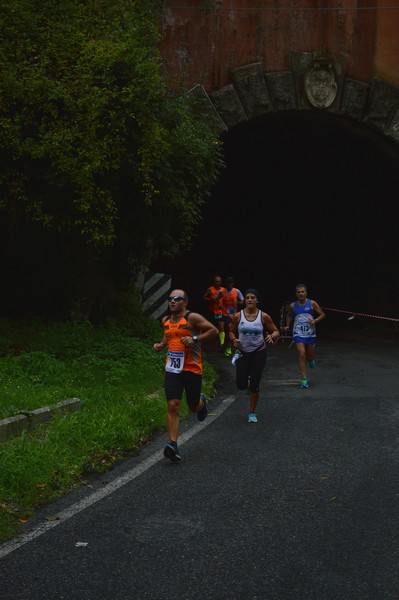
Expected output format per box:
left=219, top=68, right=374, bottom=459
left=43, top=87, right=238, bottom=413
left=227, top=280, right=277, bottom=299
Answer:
left=207, top=286, right=225, bottom=316
left=163, top=312, right=202, bottom=375
left=222, top=288, right=239, bottom=318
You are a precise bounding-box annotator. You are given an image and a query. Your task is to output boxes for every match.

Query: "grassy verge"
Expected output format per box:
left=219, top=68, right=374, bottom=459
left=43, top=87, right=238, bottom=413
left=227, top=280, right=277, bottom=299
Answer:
left=0, top=315, right=219, bottom=542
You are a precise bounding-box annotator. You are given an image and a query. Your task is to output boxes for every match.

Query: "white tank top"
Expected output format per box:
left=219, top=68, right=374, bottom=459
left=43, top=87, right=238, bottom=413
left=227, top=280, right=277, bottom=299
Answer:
left=238, top=309, right=266, bottom=353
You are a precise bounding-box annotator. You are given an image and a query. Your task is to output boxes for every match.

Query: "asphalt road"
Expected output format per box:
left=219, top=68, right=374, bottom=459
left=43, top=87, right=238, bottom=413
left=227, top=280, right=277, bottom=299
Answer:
left=1, top=331, right=398, bottom=600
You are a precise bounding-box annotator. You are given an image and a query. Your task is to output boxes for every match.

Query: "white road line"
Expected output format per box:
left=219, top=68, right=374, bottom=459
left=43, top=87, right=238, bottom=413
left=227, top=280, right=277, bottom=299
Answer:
left=0, top=395, right=237, bottom=559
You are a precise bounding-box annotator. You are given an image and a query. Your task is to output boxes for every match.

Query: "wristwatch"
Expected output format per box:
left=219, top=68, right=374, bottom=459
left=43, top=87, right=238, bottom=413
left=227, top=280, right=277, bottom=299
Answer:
left=192, top=335, right=198, bottom=342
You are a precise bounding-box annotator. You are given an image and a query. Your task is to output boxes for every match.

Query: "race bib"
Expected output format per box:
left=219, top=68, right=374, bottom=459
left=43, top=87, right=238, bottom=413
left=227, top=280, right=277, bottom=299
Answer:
left=293, top=314, right=314, bottom=338
left=165, top=350, right=185, bottom=373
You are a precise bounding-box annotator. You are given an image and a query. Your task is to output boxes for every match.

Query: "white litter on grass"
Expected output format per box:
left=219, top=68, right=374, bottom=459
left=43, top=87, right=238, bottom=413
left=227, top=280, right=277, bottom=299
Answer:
left=75, top=542, right=88, bottom=547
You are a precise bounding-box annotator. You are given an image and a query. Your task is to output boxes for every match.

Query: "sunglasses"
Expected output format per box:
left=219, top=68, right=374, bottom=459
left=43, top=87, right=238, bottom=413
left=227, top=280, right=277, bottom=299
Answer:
left=168, top=295, right=185, bottom=302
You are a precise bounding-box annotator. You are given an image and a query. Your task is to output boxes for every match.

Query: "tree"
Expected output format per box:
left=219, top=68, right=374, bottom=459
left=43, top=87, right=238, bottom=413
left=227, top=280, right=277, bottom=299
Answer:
left=0, top=0, right=224, bottom=319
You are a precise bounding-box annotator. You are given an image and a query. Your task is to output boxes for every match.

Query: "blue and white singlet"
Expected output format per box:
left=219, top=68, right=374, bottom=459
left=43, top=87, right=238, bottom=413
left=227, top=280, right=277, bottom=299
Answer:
left=293, top=299, right=316, bottom=345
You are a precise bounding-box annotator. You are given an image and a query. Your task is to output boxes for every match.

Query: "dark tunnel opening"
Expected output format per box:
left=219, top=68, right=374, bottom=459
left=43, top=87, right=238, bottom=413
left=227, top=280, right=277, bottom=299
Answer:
left=151, top=110, right=399, bottom=330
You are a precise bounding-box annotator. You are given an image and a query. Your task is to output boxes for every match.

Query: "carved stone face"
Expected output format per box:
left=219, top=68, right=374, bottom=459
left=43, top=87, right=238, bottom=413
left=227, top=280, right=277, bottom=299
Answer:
left=304, top=60, right=337, bottom=109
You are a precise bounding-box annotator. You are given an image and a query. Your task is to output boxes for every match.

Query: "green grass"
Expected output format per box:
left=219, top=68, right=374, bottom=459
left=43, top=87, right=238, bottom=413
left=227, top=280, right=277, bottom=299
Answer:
left=0, top=315, right=219, bottom=542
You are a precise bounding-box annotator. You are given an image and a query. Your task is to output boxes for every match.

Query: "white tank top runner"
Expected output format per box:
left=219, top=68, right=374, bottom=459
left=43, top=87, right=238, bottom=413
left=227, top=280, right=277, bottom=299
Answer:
left=238, top=309, right=266, bottom=353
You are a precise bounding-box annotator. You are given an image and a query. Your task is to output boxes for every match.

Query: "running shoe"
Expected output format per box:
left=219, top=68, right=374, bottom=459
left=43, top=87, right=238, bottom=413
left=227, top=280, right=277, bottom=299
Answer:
left=300, top=379, right=309, bottom=388
left=231, top=349, right=242, bottom=365
left=197, top=393, right=207, bottom=421
left=308, top=360, right=315, bottom=369
left=224, top=346, right=232, bottom=357
left=163, top=442, right=181, bottom=462
left=248, top=412, right=258, bottom=423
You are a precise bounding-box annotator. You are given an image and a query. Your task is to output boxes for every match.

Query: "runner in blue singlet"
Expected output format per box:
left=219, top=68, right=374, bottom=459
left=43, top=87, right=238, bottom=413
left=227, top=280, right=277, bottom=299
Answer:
left=284, top=283, right=326, bottom=388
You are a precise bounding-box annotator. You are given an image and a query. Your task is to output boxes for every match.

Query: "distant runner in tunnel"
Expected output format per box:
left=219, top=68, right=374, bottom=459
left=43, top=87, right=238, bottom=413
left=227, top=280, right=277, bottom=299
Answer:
left=284, top=283, right=326, bottom=388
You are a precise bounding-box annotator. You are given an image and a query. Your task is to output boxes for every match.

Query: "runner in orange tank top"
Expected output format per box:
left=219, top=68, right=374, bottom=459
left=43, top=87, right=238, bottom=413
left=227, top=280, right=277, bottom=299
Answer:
left=202, top=274, right=226, bottom=349
left=221, top=275, right=244, bottom=357
left=163, top=313, right=202, bottom=375
left=153, top=289, right=218, bottom=462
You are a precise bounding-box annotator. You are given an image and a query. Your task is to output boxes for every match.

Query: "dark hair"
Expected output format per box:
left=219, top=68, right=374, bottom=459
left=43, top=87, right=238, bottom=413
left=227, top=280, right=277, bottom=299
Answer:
left=226, top=276, right=234, bottom=283
left=295, top=283, right=307, bottom=291
left=244, top=288, right=260, bottom=301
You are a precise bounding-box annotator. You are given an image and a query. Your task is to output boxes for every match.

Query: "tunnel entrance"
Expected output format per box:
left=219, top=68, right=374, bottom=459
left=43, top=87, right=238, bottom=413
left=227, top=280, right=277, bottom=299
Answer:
left=151, top=110, right=399, bottom=326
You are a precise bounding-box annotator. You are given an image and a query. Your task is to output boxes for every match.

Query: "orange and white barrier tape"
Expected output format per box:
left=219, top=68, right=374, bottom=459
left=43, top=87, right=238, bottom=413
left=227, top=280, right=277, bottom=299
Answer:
left=321, top=307, right=399, bottom=323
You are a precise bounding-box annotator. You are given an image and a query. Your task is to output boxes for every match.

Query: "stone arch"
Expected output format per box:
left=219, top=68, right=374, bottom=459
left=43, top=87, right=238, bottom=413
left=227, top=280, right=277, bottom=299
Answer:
left=188, top=50, right=399, bottom=146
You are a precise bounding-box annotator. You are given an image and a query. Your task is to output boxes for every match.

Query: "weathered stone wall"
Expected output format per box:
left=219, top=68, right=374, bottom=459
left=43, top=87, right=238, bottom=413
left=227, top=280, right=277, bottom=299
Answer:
left=160, top=1, right=399, bottom=92
left=185, top=53, right=399, bottom=149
